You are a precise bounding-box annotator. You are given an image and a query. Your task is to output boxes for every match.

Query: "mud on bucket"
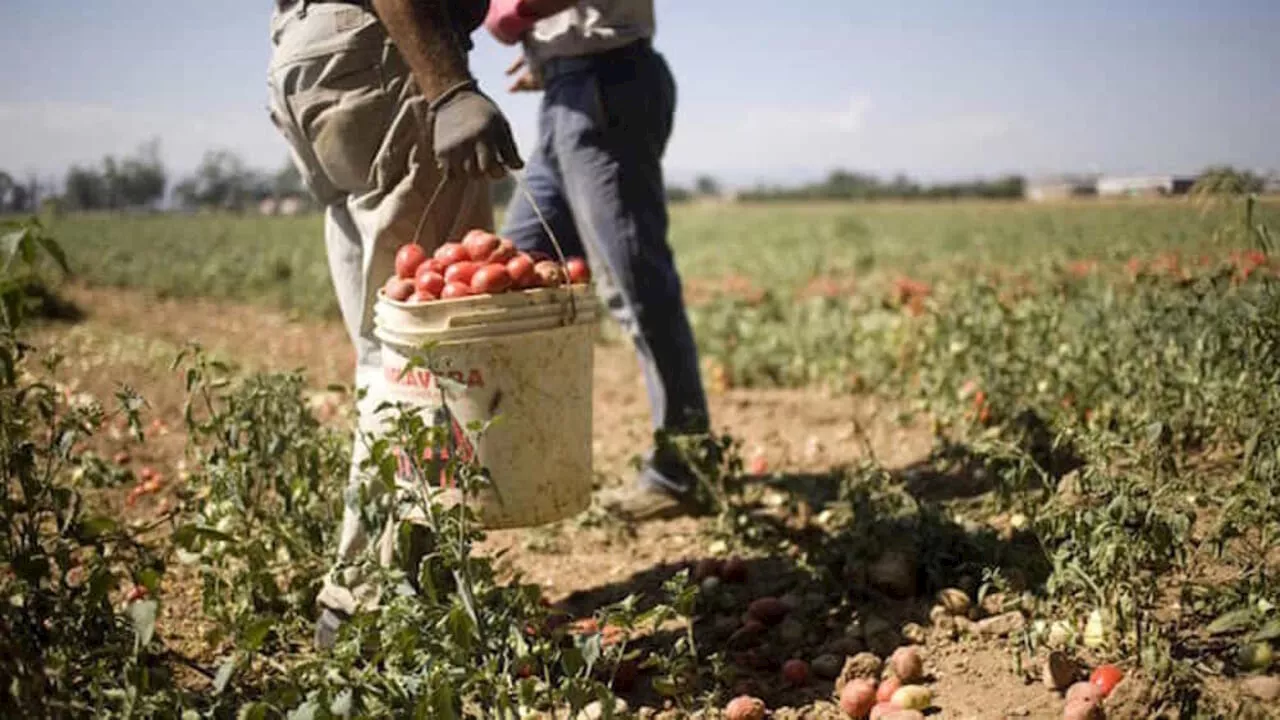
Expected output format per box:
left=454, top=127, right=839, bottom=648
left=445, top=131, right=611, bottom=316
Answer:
left=372, top=284, right=598, bottom=530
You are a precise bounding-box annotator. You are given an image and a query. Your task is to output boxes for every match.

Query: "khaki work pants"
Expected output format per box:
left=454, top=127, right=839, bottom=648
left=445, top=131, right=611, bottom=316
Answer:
left=266, top=2, right=491, bottom=614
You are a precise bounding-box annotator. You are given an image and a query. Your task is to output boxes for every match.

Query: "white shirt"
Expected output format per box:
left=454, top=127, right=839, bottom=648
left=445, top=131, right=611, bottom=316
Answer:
left=524, top=0, right=655, bottom=63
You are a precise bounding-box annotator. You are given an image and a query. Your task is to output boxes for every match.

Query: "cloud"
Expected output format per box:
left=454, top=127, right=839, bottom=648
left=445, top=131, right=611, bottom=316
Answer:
left=741, top=94, right=873, bottom=135
left=666, top=93, right=1023, bottom=185
left=0, top=101, right=290, bottom=181
left=0, top=95, right=1024, bottom=191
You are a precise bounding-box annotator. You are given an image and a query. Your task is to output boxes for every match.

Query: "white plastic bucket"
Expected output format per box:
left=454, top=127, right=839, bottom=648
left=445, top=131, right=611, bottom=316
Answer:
left=371, top=285, right=598, bottom=529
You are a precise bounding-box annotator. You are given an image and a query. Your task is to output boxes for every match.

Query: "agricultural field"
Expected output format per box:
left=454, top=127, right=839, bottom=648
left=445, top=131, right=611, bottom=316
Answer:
left=4, top=196, right=1280, bottom=719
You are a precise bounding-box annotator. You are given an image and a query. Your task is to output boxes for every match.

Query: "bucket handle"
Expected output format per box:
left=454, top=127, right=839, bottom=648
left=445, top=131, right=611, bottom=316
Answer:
left=410, top=173, right=580, bottom=325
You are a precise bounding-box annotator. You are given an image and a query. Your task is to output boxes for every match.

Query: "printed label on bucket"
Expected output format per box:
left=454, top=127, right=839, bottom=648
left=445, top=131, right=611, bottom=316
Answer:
left=385, top=364, right=487, bottom=394
left=389, top=403, right=477, bottom=491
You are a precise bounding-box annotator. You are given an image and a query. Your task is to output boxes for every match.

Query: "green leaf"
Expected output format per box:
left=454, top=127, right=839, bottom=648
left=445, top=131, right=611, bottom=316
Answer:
left=0, top=227, right=27, bottom=273
left=577, top=632, right=602, bottom=674
left=1206, top=608, right=1255, bottom=636
left=287, top=701, right=320, bottom=720
left=136, top=567, right=163, bottom=593
left=445, top=604, right=476, bottom=652
left=129, top=599, right=159, bottom=649
left=190, top=526, right=237, bottom=543
left=331, top=689, right=354, bottom=717
left=172, top=524, right=199, bottom=548
left=241, top=617, right=274, bottom=652
left=236, top=702, right=268, bottom=720
left=430, top=684, right=458, bottom=720
left=213, top=656, right=236, bottom=695
left=33, top=232, right=69, bottom=274
left=651, top=677, right=681, bottom=697
left=1251, top=619, right=1280, bottom=643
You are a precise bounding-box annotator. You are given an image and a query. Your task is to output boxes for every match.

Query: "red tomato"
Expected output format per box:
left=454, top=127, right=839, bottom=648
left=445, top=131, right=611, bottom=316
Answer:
left=487, top=238, right=517, bottom=263
left=869, top=702, right=903, bottom=720
left=565, top=257, right=591, bottom=284
left=433, top=242, right=469, bottom=266
left=1089, top=664, right=1123, bottom=697
left=441, top=282, right=473, bottom=299
left=876, top=675, right=902, bottom=703
left=414, top=267, right=446, bottom=298
left=507, top=253, right=537, bottom=289
left=424, top=257, right=448, bottom=275
left=412, top=291, right=437, bottom=303
left=533, top=260, right=567, bottom=287
left=395, top=244, right=428, bottom=279
left=839, top=679, right=876, bottom=719
left=444, top=261, right=481, bottom=285
left=384, top=276, right=415, bottom=302
left=781, top=659, right=809, bottom=686
left=461, top=230, right=500, bottom=262
left=471, top=264, right=514, bottom=295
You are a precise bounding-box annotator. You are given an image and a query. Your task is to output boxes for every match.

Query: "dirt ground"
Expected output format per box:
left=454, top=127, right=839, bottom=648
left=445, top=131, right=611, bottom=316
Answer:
left=31, top=284, right=1129, bottom=719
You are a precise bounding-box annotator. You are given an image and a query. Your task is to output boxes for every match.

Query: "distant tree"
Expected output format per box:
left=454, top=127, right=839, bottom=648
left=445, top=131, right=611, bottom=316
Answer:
left=113, top=139, right=167, bottom=209
left=7, top=184, right=31, bottom=214
left=174, top=150, right=267, bottom=211
left=273, top=160, right=305, bottom=199
left=57, top=140, right=167, bottom=211
left=666, top=185, right=692, bottom=204
left=694, top=175, right=721, bottom=197
left=0, top=172, right=12, bottom=213
left=64, top=165, right=108, bottom=211
left=1193, top=165, right=1266, bottom=196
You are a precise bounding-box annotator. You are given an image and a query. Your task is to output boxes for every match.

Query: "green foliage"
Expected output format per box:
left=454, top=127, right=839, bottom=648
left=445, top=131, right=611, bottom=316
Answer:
left=171, top=348, right=349, bottom=662
left=1, top=219, right=174, bottom=718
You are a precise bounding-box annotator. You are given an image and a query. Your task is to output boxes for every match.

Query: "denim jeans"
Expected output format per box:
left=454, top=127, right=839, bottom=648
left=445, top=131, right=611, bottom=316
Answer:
left=500, top=41, right=710, bottom=494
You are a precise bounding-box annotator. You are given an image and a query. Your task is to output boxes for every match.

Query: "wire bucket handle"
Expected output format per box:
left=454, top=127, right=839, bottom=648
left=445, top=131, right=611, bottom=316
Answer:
left=411, top=172, right=580, bottom=324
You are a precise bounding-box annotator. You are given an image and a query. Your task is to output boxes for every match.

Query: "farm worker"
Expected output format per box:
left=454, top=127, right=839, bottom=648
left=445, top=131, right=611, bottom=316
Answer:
left=485, top=0, right=714, bottom=520
left=265, top=0, right=523, bottom=648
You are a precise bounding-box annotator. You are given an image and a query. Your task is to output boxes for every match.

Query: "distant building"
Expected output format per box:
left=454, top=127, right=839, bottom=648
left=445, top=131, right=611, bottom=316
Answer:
left=279, top=197, right=304, bottom=216
left=1024, top=175, right=1097, bottom=202
left=258, top=195, right=308, bottom=216
left=1096, top=175, right=1196, bottom=198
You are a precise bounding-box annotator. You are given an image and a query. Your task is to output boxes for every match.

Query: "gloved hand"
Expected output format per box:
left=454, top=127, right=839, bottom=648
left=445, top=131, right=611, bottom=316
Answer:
left=484, top=0, right=535, bottom=45
left=430, top=82, right=524, bottom=178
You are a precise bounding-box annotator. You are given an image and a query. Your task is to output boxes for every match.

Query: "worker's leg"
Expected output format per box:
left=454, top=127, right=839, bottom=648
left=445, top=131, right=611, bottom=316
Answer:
left=499, top=97, right=583, bottom=260
left=267, top=2, right=491, bottom=631
left=544, top=46, right=711, bottom=506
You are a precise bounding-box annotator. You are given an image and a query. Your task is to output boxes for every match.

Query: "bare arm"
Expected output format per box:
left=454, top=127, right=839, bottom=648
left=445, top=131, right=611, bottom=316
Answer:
left=370, top=0, right=471, bottom=101
left=372, top=0, right=524, bottom=177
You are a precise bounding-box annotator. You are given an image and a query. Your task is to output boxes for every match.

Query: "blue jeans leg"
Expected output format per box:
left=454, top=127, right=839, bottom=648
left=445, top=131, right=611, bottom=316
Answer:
left=502, top=47, right=709, bottom=495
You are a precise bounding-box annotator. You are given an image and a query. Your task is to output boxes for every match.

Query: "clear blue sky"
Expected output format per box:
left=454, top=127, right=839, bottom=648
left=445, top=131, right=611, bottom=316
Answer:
left=1, top=0, right=1277, bottom=189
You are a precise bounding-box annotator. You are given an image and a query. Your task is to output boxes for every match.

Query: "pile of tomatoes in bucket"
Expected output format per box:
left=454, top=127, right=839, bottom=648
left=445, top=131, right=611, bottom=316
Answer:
left=383, top=229, right=591, bottom=303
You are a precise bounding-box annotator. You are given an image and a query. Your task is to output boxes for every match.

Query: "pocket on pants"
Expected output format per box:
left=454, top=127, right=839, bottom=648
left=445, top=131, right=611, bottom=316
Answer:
left=291, top=61, right=394, bottom=197
left=268, top=96, right=341, bottom=206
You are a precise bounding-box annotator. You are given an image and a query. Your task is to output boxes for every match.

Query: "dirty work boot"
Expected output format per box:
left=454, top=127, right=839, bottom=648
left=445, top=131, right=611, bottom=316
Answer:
left=598, top=455, right=703, bottom=521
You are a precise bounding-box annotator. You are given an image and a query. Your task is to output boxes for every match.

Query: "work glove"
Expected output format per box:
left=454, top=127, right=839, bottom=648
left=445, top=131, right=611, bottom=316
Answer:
left=430, top=82, right=524, bottom=179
